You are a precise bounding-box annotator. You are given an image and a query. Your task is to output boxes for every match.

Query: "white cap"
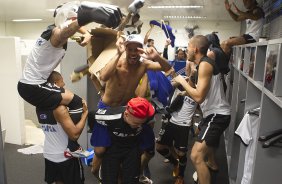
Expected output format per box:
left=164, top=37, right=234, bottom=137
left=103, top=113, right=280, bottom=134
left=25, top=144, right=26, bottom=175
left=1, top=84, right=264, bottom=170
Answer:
left=125, top=34, right=144, bottom=47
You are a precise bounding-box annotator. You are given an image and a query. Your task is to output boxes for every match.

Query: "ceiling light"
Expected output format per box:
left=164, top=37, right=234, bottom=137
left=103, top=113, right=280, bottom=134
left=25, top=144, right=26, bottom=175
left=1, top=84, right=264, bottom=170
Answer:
left=12, top=19, right=43, bottom=22
left=148, top=5, right=203, bottom=9
left=164, top=16, right=207, bottom=19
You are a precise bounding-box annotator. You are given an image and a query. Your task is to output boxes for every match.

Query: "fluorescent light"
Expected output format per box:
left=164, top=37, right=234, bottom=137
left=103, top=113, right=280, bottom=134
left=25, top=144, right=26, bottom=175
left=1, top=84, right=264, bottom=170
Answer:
left=148, top=5, right=203, bottom=9
left=12, top=19, right=43, bottom=22
left=164, top=15, right=207, bottom=19
left=46, top=9, right=55, bottom=12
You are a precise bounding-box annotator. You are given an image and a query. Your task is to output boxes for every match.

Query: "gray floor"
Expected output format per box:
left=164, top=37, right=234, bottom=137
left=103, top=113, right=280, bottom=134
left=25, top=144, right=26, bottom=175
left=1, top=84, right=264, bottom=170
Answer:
left=3, top=118, right=229, bottom=184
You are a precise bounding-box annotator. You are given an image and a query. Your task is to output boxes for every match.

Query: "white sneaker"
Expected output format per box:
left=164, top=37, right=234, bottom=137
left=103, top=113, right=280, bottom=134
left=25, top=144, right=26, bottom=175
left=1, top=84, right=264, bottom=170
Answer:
left=193, top=171, right=198, bottom=183
left=139, top=175, right=153, bottom=184
left=64, top=147, right=91, bottom=158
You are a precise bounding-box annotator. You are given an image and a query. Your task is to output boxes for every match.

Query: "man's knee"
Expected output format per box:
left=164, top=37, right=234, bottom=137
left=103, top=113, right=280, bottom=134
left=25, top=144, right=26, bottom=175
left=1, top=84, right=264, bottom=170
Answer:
left=61, top=89, right=74, bottom=105
left=94, top=147, right=106, bottom=158
left=156, top=146, right=170, bottom=157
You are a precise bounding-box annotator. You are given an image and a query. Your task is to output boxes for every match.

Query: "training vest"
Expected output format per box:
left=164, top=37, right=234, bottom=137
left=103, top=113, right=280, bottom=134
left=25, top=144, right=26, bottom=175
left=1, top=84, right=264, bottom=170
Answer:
left=20, top=24, right=67, bottom=85
left=245, top=7, right=264, bottom=41
left=197, top=56, right=230, bottom=117
left=36, top=108, right=69, bottom=163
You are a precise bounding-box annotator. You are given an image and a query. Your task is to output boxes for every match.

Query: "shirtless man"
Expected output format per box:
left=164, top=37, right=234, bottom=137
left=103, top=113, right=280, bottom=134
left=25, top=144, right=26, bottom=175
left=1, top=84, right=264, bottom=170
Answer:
left=90, top=34, right=172, bottom=181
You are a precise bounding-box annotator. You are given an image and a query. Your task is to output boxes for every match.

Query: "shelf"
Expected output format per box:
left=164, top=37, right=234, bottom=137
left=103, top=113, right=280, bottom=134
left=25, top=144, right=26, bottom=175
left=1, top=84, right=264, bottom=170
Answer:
left=227, top=38, right=282, bottom=184
left=263, top=88, right=282, bottom=109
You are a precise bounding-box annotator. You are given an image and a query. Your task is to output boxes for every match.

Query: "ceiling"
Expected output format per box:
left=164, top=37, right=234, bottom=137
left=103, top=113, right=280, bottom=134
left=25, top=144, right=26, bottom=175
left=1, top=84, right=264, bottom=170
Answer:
left=0, top=0, right=245, bottom=23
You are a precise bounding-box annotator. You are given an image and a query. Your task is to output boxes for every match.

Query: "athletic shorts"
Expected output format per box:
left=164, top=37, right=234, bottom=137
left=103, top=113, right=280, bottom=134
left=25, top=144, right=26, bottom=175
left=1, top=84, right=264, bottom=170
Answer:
left=17, top=81, right=64, bottom=110
left=44, top=158, right=84, bottom=184
left=242, top=34, right=256, bottom=44
left=90, top=100, right=111, bottom=147
left=156, top=122, right=190, bottom=152
left=102, top=144, right=140, bottom=184
left=197, top=113, right=230, bottom=148
left=139, top=123, right=155, bottom=155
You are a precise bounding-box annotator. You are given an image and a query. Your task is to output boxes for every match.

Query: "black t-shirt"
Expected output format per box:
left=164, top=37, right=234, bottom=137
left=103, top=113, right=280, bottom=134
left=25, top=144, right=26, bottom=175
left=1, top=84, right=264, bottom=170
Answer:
left=95, top=107, right=143, bottom=147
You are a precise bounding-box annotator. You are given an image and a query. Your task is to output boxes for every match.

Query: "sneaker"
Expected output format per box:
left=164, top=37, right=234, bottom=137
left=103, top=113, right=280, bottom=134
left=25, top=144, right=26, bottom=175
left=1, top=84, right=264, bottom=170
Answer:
left=175, top=176, right=184, bottom=184
left=139, top=175, right=153, bottom=184
left=172, top=165, right=179, bottom=178
left=163, top=158, right=170, bottom=163
left=64, top=147, right=91, bottom=158
left=192, top=171, right=198, bottom=183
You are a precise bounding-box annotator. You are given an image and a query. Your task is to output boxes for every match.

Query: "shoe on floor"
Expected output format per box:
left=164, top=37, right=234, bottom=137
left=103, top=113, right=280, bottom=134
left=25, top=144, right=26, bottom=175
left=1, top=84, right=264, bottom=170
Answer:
left=175, top=176, right=185, bottom=184
left=139, top=175, right=153, bottom=184
left=163, top=158, right=170, bottom=163
left=64, top=147, right=91, bottom=158
left=173, top=164, right=179, bottom=178
left=192, top=171, right=198, bottom=183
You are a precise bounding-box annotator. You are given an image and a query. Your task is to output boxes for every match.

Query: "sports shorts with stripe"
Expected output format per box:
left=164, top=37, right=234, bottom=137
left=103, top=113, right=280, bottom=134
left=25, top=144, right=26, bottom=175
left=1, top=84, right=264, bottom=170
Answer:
left=44, top=158, right=84, bottom=184
left=197, top=113, right=230, bottom=148
left=18, top=81, right=64, bottom=110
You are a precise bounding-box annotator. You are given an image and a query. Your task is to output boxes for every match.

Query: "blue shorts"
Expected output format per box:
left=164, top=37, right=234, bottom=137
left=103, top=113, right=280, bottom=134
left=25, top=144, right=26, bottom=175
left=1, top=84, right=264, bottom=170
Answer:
left=90, top=100, right=111, bottom=147
left=139, top=123, right=155, bottom=155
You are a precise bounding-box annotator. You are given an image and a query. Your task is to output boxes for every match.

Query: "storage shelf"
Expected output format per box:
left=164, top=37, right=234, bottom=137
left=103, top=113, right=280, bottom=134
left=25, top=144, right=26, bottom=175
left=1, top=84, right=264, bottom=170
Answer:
left=263, top=88, right=282, bottom=109
left=227, top=38, right=282, bottom=184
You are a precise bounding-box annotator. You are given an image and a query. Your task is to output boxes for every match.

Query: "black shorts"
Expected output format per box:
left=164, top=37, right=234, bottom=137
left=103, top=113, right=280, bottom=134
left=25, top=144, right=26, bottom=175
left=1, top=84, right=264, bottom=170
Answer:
left=45, top=158, right=84, bottom=184
left=242, top=34, right=256, bottom=44
left=197, top=114, right=230, bottom=148
left=18, top=81, right=64, bottom=110
left=156, top=122, right=190, bottom=152
left=102, top=144, right=141, bottom=184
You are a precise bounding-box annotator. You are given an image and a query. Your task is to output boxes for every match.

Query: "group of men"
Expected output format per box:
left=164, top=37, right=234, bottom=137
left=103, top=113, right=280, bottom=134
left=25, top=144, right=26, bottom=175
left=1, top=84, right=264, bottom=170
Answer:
left=17, top=0, right=264, bottom=184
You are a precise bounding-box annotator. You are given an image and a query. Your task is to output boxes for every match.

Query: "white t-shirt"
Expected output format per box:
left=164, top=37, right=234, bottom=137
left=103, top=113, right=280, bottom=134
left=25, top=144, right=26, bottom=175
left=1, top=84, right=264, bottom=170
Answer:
left=235, top=113, right=260, bottom=184
left=245, top=8, right=264, bottom=41
left=170, top=95, right=197, bottom=127
left=42, top=122, right=69, bottom=163
left=20, top=35, right=66, bottom=85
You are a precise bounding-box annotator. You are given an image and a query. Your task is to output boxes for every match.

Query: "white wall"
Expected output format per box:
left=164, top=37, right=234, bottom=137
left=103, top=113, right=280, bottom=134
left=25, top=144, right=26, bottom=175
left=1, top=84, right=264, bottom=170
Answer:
left=0, top=37, right=25, bottom=145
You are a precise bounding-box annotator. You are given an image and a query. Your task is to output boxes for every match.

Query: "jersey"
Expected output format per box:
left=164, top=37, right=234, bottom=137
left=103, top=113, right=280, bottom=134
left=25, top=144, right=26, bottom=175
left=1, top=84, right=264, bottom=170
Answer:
left=245, top=7, right=264, bottom=41
left=20, top=24, right=67, bottom=85
left=169, top=89, right=197, bottom=126
left=197, top=56, right=230, bottom=118
left=94, top=107, right=143, bottom=147
left=235, top=113, right=260, bottom=184
left=36, top=108, right=69, bottom=163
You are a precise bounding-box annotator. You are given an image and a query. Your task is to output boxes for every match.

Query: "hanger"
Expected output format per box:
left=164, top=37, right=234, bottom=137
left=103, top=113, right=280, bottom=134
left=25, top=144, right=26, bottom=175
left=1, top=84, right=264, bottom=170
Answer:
left=258, top=128, right=282, bottom=148
left=247, top=107, right=260, bottom=116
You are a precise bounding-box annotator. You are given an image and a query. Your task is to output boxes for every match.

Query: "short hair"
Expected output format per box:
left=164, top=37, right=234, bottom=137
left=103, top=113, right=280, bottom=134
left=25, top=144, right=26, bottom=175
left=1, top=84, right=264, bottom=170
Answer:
left=53, top=4, right=63, bottom=18
left=134, top=13, right=140, bottom=19
left=191, top=35, right=209, bottom=55
left=148, top=39, right=154, bottom=43
left=47, top=71, right=62, bottom=84
left=205, top=32, right=220, bottom=48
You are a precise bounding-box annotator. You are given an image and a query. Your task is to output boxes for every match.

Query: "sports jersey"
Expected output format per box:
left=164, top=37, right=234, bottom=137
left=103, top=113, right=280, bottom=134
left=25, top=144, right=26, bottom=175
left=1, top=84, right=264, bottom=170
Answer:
left=170, top=94, right=197, bottom=126
left=20, top=24, right=67, bottom=85
left=245, top=7, right=264, bottom=41
left=36, top=108, right=69, bottom=163
left=95, top=107, right=143, bottom=147
left=235, top=113, right=260, bottom=184
left=197, top=56, right=230, bottom=117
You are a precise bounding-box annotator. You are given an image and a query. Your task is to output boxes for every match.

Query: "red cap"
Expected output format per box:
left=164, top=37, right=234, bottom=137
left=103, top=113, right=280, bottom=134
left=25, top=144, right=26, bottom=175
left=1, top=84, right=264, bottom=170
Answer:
left=127, top=97, right=155, bottom=119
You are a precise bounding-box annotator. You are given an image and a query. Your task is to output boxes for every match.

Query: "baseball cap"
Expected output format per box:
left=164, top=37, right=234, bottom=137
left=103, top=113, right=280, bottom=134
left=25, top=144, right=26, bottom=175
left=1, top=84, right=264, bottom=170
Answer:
left=124, top=34, right=144, bottom=47
left=127, top=97, right=155, bottom=119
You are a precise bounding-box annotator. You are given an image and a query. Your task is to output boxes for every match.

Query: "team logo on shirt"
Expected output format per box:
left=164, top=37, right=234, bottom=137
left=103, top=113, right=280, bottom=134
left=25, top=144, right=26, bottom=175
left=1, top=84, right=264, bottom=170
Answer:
left=36, top=38, right=44, bottom=46
left=39, top=113, right=47, bottom=120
